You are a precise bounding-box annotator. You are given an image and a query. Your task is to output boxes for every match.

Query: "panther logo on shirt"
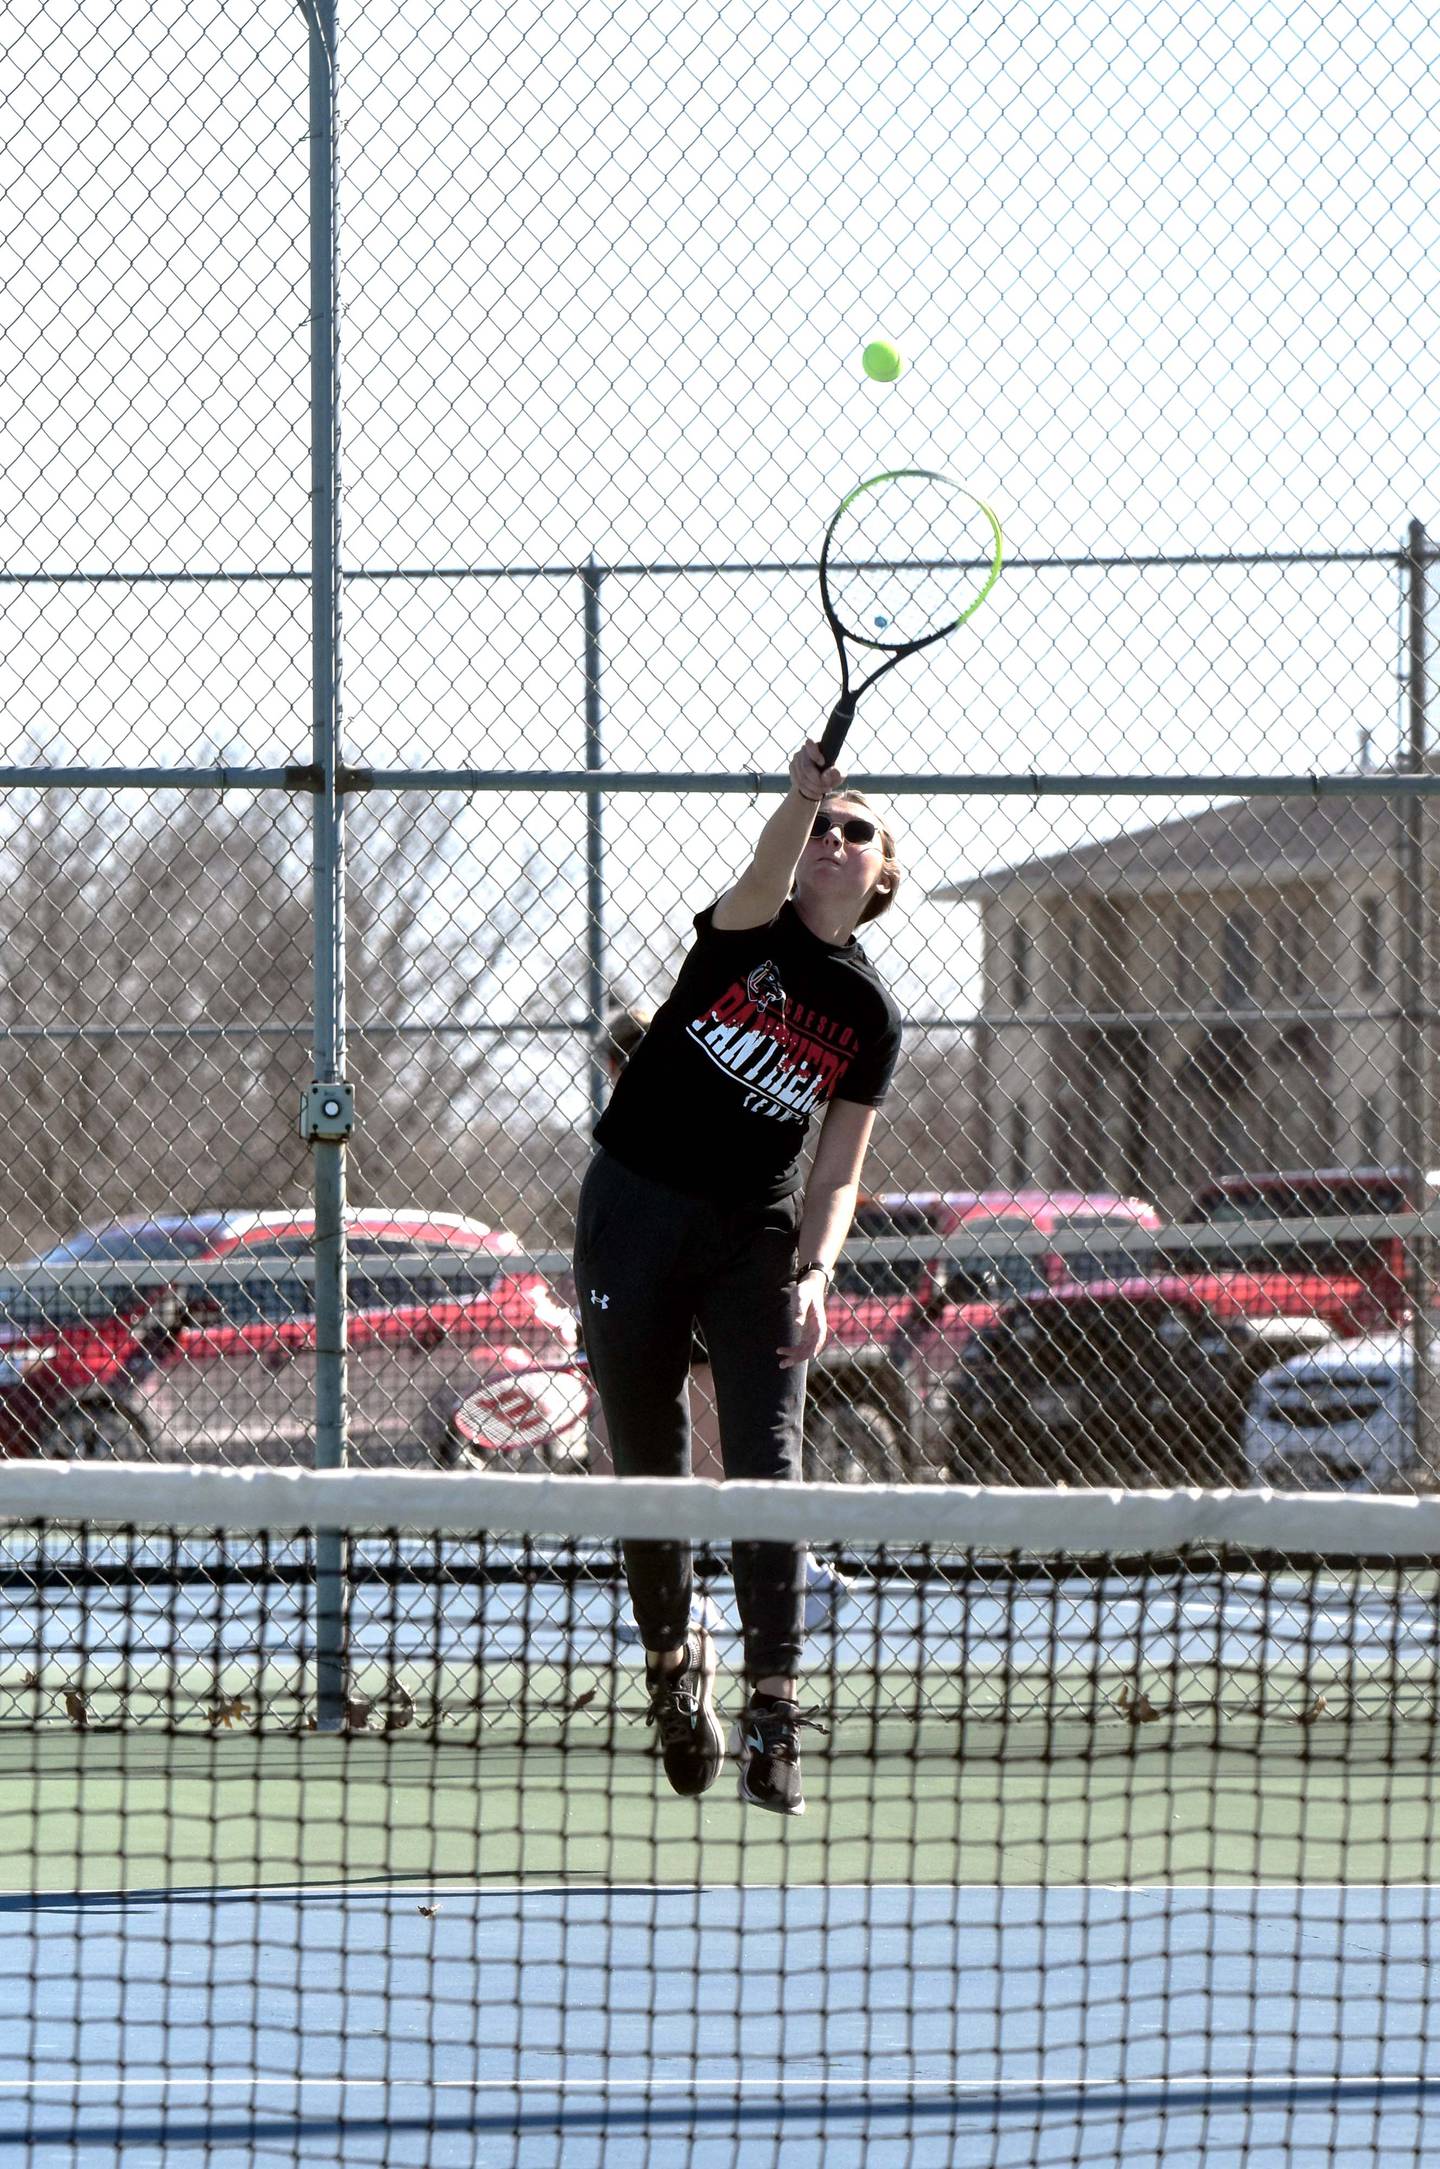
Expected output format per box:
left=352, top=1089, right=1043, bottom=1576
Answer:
left=746, top=961, right=785, bottom=1014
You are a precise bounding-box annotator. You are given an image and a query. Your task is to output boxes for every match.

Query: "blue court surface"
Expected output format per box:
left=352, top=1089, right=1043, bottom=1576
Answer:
left=4, top=1536, right=1440, bottom=2162
left=3, top=1881, right=1439, bottom=2166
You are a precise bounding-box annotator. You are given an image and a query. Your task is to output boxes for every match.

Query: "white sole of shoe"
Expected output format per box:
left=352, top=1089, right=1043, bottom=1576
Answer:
left=729, top=1719, right=806, bottom=1816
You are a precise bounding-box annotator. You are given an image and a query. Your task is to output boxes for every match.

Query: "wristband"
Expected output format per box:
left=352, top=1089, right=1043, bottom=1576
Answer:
left=797, top=1261, right=833, bottom=1288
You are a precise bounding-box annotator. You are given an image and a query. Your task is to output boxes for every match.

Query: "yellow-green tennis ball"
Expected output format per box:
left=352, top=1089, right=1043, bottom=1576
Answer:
left=862, top=340, right=904, bottom=383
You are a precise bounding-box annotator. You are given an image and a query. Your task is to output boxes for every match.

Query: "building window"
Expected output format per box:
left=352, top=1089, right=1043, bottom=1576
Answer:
left=1279, top=1023, right=1327, bottom=1074
left=1221, top=909, right=1259, bottom=1007
left=1094, top=899, right=1127, bottom=1008
left=1011, top=919, right=1030, bottom=1009
left=1175, top=918, right=1203, bottom=1004
left=1061, top=915, right=1084, bottom=1005
left=1272, top=898, right=1309, bottom=1001
left=1052, top=1092, right=1077, bottom=1182
left=1358, top=1097, right=1386, bottom=1168
left=1120, top=1030, right=1151, bottom=1199
left=1358, top=895, right=1384, bottom=996
left=1009, top=1105, right=1031, bottom=1186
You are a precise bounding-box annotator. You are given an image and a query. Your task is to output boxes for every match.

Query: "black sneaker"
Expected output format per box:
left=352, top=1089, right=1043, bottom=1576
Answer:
left=731, top=1693, right=827, bottom=1817
left=644, top=1632, right=725, bottom=1798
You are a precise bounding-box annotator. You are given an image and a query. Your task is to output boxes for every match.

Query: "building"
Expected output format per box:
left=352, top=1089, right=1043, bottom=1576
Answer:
left=936, top=790, right=1436, bottom=1212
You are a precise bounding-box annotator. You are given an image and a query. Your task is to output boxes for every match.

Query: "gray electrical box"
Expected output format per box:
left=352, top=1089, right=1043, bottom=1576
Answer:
left=299, top=1080, right=355, bottom=1143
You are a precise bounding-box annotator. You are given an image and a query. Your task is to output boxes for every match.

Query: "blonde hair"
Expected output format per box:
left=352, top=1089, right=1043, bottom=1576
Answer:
left=820, top=789, right=901, bottom=924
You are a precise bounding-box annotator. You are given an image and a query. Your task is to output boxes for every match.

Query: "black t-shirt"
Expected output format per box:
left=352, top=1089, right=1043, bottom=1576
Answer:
left=594, top=900, right=903, bottom=1204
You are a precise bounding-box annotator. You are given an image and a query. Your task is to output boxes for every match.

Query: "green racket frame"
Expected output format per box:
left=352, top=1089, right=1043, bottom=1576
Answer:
left=817, top=468, right=1003, bottom=765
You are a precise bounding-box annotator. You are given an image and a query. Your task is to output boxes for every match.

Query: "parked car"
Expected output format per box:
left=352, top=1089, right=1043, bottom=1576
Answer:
left=829, top=1191, right=1163, bottom=1477
left=804, top=1197, right=950, bottom=1480
left=843, top=1190, right=1161, bottom=1310
left=0, top=1283, right=224, bottom=1459
left=922, top=1189, right=1164, bottom=1295
left=27, top=1212, right=262, bottom=1266
left=1243, top=1331, right=1434, bottom=1492
left=0, top=1208, right=581, bottom=1468
left=937, top=1280, right=1289, bottom=1488
left=798, top=1179, right=1353, bottom=1483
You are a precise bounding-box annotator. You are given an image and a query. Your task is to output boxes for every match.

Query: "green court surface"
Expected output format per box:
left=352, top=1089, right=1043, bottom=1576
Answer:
left=1, top=1725, right=1434, bottom=1893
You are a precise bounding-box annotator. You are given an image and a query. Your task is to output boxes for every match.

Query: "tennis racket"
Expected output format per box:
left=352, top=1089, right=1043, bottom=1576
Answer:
left=451, top=1349, right=590, bottom=1463
left=818, top=468, right=1003, bottom=765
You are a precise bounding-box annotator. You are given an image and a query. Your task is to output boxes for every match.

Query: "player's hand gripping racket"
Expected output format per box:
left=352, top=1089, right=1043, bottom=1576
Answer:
left=818, top=468, right=1003, bottom=765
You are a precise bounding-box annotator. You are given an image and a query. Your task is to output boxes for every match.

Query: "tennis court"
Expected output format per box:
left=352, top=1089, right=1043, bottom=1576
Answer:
left=7, top=2, right=1440, bottom=2164
left=2, top=1468, right=1438, bottom=2166
left=6, top=1878, right=1438, bottom=2165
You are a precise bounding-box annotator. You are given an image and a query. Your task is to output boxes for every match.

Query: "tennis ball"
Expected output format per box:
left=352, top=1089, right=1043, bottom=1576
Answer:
left=862, top=340, right=904, bottom=383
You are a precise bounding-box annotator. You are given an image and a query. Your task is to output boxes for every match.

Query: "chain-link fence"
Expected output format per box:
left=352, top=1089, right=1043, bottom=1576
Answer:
left=2, top=0, right=1439, bottom=1498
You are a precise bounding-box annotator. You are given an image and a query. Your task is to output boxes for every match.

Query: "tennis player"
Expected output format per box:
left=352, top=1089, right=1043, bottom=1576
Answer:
left=575, top=740, right=903, bottom=1813
left=599, top=1005, right=854, bottom=1630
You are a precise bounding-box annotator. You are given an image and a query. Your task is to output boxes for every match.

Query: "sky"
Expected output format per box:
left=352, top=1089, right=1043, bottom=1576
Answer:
left=2, top=0, right=1439, bottom=1113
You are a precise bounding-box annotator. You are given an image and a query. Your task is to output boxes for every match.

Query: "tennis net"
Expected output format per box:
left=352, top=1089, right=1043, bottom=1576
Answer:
left=1, top=1462, right=1438, bottom=2167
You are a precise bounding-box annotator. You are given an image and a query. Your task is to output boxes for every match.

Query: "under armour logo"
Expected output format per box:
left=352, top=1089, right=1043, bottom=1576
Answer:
left=589, top=1289, right=610, bottom=1309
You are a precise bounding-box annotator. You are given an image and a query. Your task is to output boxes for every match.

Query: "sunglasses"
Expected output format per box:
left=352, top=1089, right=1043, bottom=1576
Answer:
left=810, top=811, right=879, bottom=846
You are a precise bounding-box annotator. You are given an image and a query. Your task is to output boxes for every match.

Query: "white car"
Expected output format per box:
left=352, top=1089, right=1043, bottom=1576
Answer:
left=1243, top=1332, right=1432, bottom=1491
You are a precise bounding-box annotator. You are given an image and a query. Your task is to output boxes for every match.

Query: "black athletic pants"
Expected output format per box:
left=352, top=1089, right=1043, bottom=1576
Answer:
left=574, top=1149, right=807, bottom=1679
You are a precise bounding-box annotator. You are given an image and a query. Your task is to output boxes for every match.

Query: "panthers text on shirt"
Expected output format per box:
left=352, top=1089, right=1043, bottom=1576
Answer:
left=686, top=963, right=860, bottom=1122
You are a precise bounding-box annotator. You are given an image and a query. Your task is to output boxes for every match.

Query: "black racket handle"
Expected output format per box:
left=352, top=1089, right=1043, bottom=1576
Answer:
left=818, top=691, right=856, bottom=768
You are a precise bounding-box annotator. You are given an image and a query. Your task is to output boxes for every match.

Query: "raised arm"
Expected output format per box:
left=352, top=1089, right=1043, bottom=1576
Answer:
left=711, top=740, right=840, bottom=932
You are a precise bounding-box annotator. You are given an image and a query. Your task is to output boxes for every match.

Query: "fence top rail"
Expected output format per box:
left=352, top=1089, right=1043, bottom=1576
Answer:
left=0, top=1005, right=1424, bottom=1046
left=0, top=1207, right=1434, bottom=1295
left=7, top=767, right=1440, bottom=800
left=0, top=543, right=1425, bottom=588
left=304, top=770, right=1440, bottom=800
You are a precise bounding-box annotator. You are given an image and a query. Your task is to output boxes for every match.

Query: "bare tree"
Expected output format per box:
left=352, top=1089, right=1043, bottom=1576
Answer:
left=0, top=790, right=317, bottom=1252
left=0, top=790, right=576, bottom=1255
left=866, top=1029, right=988, bottom=1194
left=343, top=793, right=573, bottom=1220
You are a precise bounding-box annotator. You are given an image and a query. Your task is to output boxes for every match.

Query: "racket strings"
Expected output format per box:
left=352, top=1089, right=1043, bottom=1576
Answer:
left=823, top=475, right=1000, bottom=650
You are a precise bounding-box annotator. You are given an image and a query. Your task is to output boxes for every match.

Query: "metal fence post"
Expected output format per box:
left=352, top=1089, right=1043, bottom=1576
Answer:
left=1400, top=520, right=1433, bottom=1482
left=583, top=557, right=608, bottom=1126
left=305, top=0, right=348, bottom=1729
